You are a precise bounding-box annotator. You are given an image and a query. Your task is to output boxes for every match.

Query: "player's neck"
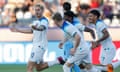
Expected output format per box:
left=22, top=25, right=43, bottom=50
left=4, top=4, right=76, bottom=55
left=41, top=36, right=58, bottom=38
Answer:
left=94, top=20, right=98, bottom=25
left=59, top=20, right=64, bottom=27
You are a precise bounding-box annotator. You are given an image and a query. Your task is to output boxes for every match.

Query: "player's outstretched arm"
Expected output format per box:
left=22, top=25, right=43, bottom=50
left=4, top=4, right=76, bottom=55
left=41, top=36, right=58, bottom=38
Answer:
left=30, top=19, right=48, bottom=31
left=30, top=24, right=46, bottom=31
left=84, top=27, right=96, bottom=39
left=9, top=24, right=33, bottom=33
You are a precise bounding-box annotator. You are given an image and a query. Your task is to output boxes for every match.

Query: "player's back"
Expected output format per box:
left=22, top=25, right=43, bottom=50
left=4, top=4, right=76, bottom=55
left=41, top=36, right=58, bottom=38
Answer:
left=62, top=21, right=89, bottom=53
left=33, top=17, right=48, bottom=48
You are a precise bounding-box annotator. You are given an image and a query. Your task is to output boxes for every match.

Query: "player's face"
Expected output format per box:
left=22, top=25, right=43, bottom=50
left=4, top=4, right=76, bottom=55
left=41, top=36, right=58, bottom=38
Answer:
left=88, top=13, right=96, bottom=23
left=35, top=6, right=43, bottom=18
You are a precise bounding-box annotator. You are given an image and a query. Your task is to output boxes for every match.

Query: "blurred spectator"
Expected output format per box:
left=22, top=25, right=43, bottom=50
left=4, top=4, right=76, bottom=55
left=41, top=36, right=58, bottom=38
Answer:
left=9, top=11, right=17, bottom=23
left=22, top=0, right=33, bottom=12
left=0, top=9, right=3, bottom=25
left=14, top=2, right=24, bottom=13
left=90, top=0, right=100, bottom=8
left=113, top=1, right=120, bottom=19
left=29, top=6, right=35, bottom=17
left=101, top=0, right=113, bottom=20
left=1, top=7, right=11, bottom=26
left=77, top=4, right=90, bottom=25
left=0, top=0, right=6, bottom=10
left=0, top=0, right=119, bottom=27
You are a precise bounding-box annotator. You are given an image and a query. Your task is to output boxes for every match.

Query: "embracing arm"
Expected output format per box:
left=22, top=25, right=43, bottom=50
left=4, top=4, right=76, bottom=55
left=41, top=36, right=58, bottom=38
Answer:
left=96, top=28, right=109, bottom=43
left=84, top=27, right=96, bottom=39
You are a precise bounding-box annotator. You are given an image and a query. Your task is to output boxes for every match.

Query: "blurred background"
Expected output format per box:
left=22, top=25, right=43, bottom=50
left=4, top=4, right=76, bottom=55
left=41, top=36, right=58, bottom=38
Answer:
left=0, top=0, right=120, bottom=72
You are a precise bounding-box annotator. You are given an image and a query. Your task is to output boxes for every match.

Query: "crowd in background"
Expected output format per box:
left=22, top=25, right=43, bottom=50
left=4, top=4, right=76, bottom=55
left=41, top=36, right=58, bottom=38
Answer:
left=0, top=0, right=120, bottom=27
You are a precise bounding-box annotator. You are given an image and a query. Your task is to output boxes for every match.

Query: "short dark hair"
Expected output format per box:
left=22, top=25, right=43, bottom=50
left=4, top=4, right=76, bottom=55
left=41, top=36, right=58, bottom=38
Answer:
left=52, top=12, right=63, bottom=21
left=64, top=11, right=75, bottom=18
left=89, top=9, right=101, bottom=19
left=63, top=2, right=71, bottom=11
left=35, top=4, right=44, bottom=10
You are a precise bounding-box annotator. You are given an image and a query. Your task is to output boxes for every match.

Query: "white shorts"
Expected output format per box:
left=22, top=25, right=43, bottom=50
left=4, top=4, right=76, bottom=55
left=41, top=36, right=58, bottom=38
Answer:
left=29, top=45, right=46, bottom=64
left=67, top=50, right=91, bottom=65
left=67, top=41, right=92, bottom=65
left=99, top=45, right=116, bottom=65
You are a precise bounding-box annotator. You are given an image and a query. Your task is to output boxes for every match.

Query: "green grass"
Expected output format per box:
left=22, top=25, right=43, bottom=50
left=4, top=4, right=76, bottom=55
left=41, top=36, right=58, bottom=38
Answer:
left=0, top=64, right=120, bottom=72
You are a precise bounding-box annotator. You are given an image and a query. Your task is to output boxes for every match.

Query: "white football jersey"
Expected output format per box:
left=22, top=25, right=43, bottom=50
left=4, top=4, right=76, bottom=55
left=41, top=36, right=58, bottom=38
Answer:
left=61, top=21, right=89, bottom=54
left=32, top=17, right=48, bottom=49
left=95, top=20, right=114, bottom=46
left=72, top=17, right=85, bottom=38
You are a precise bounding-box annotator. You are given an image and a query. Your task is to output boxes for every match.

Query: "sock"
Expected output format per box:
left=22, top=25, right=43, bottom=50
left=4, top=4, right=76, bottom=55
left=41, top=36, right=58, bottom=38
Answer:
left=47, top=60, right=59, bottom=67
left=70, top=67, right=73, bottom=72
left=87, top=66, right=101, bottom=72
left=73, top=64, right=80, bottom=72
left=112, top=61, right=120, bottom=69
left=63, top=64, right=71, bottom=72
left=80, top=69, right=87, bottom=72
left=94, top=65, right=107, bottom=71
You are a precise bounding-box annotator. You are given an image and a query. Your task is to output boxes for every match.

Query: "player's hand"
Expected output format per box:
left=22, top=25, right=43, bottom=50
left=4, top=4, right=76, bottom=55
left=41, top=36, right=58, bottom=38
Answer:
left=29, top=24, right=37, bottom=30
left=58, top=42, right=63, bottom=49
left=70, top=48, right=76, bottom=55
left=91, top=41, right=99, bottom=49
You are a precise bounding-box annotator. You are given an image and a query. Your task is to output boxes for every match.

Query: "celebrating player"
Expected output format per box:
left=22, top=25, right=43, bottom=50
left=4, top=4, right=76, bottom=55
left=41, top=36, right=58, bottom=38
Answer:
left=88, top=9, right=117, bottom=72
left=10, top=4, right=62, bottom=72
left=52, top=12, right=99, bottom=72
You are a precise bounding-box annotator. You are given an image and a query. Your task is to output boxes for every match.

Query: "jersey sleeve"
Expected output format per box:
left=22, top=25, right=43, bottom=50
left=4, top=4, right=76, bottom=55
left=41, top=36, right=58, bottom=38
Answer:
left=75, top=24, right=85, bottom=31
left=98, top=22, right=107, bottom=31
left=38, top=19, right=48, bottom=29
left=64, top=25, right=78, bottom=37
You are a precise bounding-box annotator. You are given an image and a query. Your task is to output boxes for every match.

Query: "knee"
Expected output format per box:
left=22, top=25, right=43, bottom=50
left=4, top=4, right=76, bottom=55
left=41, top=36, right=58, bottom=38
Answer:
left=85, top=63, right=92, bottom=70
left=27, top=64, right=34, bottom=71
left=36, top=65, right=42, bottom=71
left=63, top=62, right=72, bottom=69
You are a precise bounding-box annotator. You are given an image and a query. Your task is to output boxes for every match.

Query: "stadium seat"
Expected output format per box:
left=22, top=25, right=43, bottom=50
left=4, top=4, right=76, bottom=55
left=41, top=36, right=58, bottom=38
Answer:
left=16, top=10, right=24, bottom=20
left=111, top=16, right=120, bottom=27
left=103, top=18, right=111, bottom=26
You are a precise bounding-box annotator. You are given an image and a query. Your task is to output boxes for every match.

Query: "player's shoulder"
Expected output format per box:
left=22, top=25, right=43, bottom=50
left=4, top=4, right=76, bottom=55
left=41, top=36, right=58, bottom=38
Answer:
left=39, top=17, right=48, bottom=22
left=61, top=21, right=74, bottom=31
left=40, top=17, right=49, bottom=24
left=96, top=19, right=106, bottom=27
left=73, top=17, right=80, bottom=23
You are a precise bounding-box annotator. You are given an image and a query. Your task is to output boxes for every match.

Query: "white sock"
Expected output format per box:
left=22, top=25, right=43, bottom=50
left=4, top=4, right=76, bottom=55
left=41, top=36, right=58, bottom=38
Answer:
left=94, top=65, right=107, bottom=71
left=87, top=66, right=101, bottom=72
left=47, top=60, right=59, bottom=67
left=80, top=69, right=87, bottom=72
left=63, top=64, right=71, bottom=72
left=112, top=61, right=120, bottom=69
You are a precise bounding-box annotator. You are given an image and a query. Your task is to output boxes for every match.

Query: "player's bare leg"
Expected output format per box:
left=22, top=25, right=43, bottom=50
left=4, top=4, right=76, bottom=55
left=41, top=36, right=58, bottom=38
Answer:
left=27, top=60, right=36, bottom=72
left=36, top=57, right=64, bottom=71
left=63, top=62, right=73, bottom=72
left=36, top=62, right=49, bottom=71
